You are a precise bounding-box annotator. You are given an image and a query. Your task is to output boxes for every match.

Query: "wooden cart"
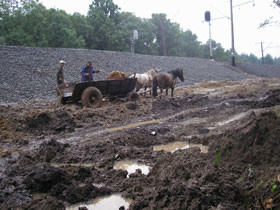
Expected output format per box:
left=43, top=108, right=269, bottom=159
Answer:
left=56, top=78, right=139, bottom=108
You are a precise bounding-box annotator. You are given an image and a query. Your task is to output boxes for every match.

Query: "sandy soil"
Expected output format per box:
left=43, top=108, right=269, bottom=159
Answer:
left=1, top=77, right=280, bottom=209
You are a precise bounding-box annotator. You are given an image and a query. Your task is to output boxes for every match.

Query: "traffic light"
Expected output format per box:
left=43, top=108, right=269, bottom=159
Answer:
left=205, top=11, right=211, bottom=22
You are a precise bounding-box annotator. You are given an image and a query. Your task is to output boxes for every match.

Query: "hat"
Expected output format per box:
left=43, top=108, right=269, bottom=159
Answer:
left=59, top=60, right=66, bottom=64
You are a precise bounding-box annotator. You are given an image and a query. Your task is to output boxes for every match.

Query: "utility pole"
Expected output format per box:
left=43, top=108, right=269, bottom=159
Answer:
left=261, top=42, right=264, bottom=64
left=204, top=11, right=213, bottom=60
left=160, top=15, right=167, bottom=56
left=230, top=0, right=236, bottom=66
left=208, top=21, right=213, bottom=60
left=130, top=30, right=138, bottom=54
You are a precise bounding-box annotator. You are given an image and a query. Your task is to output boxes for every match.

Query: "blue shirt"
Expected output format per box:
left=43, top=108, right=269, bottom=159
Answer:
left=80, top=65, right=99, bottom=82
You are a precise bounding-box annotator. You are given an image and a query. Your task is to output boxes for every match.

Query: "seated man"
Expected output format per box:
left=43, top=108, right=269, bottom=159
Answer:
left=80, top=61, right=101, bottom=82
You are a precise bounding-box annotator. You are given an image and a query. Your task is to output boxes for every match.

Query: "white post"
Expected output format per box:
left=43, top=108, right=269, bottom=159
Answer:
left=208, top=21, right=213, bottom=60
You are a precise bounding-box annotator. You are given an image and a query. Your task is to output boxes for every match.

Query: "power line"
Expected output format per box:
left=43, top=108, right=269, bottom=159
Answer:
left=208, top=3, right=229, bottom=19
left=233, top=0, right=255, bottom=8
left=267, top=45, right=280, bottom=49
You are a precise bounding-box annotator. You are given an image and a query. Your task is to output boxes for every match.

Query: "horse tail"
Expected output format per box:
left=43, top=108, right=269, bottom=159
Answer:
left=152, top=76, right=158, bottom=97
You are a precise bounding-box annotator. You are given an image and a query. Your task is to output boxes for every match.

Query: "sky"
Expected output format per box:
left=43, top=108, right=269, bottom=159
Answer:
left=40, top=0, right=280, bottom=58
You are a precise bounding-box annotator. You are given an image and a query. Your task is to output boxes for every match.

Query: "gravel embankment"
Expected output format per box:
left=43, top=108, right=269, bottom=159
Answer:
left=236, top=63, right=280, bottom=78
left=0, top=45, right=264, bottom=104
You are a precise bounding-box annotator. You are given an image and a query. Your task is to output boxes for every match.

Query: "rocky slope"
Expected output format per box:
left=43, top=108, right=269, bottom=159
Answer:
left=0, top=45, right=258, bottom=104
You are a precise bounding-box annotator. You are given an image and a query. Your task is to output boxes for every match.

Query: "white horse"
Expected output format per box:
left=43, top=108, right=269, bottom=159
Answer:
left=130, top=68, right=161, bottom=95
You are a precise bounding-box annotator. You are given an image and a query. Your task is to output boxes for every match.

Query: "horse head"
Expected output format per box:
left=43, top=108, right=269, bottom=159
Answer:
left=147, top=68, right=160, bottom=78
left=176, top=68, right=184, bottom=82
left=155, top=68, right=161, bottom=73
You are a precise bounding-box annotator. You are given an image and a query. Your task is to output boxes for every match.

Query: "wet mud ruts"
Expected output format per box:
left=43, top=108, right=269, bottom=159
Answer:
left=1, top=78, right=280, bottom=209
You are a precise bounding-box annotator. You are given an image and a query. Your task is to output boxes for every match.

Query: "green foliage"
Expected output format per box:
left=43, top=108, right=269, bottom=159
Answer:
left=0, top=0, right=279, bottom=64
left=239, top=177, right=245, bottom=181
left=118, top=12, right=158, bottom=55
left=86, top=0, right=125, bottom=50
left=216, top=148, right=222, bottom=168
left=264, top=54, right=274, bottom=65
left=0, top=36, right=5, bottom=44
left=271, top=183, right=278, bottom=193
left=44, top=8, right=85, bottom=48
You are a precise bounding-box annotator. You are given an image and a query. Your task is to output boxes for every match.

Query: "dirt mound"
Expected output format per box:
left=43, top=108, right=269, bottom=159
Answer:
left=23, top=164, right=68, bottom=193
left=255, top=89, right=280, bottom=108
left=24, top=110, right=76, bottom=135
left=118, top=111, right=280, bottom=209
left=211, top=111, right=280, bottom=167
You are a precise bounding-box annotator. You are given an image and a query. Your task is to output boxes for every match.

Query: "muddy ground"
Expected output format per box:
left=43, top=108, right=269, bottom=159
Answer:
left=1, top=77, right=280, bottom=209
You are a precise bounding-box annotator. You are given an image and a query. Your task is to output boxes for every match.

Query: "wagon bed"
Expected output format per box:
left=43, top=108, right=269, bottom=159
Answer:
left=57, top=78, right=138, bottom=107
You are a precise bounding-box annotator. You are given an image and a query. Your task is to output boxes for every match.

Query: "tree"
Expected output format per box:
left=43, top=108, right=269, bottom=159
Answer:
left=151, top=13, right=182, bottom=56
left=87, top=0, right=125, bottom=50
left=44, top=8, right=85, bottom=48
left=0, top=0, right=44, bottom=46
left=70, top=13, right=92, bottom=48
left=178, top=30, right=201, bottom=57
left=0, top=0, right=84, bottom=47
left=118, top=12, right=158, bottom=55
left=264, top=54, right=274, bottom=64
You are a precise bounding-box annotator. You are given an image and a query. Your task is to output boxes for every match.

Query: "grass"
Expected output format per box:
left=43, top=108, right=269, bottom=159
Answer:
left=216, top=148, right=222, bottom=168
left=275, top=109, right=280, bottom=118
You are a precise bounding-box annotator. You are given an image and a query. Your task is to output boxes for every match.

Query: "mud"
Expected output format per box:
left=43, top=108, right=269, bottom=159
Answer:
left=1, top=77, right=280, bottom=209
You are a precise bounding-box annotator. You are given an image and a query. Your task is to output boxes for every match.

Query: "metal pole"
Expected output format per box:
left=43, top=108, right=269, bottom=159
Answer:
left=160, top=15, right=167, bottom=56
left=230, top=0, right=236, bottom=66
left=130, top=38, right=135, bottom=54
left=209, top=21, right=213, bottom=60
left=261, top=42, right=264, bottom=64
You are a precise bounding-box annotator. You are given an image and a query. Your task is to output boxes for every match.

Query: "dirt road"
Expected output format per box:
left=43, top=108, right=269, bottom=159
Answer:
left=1, top=77, right=280, bottom=209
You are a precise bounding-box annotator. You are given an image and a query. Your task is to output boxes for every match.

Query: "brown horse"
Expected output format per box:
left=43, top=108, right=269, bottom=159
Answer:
left=152, top=68, right=184, bottom=98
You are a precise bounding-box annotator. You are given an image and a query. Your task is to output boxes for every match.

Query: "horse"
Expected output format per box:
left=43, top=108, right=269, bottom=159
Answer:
left=129, top=68, right=161, bottom=95
left=152, top=68, right=184, bottom=98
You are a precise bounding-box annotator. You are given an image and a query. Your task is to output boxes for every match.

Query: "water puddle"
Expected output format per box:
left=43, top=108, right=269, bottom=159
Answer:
left=51, top=163, right=95, bottom=168
left=113, top=161, right=150, bottom=176
left=32, top=193, right=48, bottom=200
left=216, top=112, right=247, bottom=126
left=107, top=119, right=161, bottom=132
left=66, top=193, right=132, bottom=210
left=180, top=117, right=208, bottom=126
left=92, top=183, right=105, bottom=188
left=153, top=141, right=208, bottom=153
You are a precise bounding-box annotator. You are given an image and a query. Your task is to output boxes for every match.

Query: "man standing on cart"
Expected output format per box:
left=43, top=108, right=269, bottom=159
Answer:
left=80, top=61, right=101, bottom=82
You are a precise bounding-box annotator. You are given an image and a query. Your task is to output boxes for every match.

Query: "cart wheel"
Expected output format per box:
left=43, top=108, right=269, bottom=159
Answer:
left=127, top=91, right=140, bottom=102
left=81, top=87, right=103, bottom=108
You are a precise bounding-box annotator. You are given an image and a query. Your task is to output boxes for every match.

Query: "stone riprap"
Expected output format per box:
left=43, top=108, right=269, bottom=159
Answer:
left=0, top=45, right=259, bottom=104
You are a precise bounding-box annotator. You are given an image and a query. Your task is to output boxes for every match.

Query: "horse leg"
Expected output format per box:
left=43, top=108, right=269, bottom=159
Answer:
left=160, top=88, right=163, bottom=99
left=135, top=83, right=141, bottom=92
left=152, top=77, right=158, bottom=97
left=171, top=87, right=174, bottom=98
left=148, top=84, right=152, bottom=95
left=144, top=87, right=147, bottom=96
